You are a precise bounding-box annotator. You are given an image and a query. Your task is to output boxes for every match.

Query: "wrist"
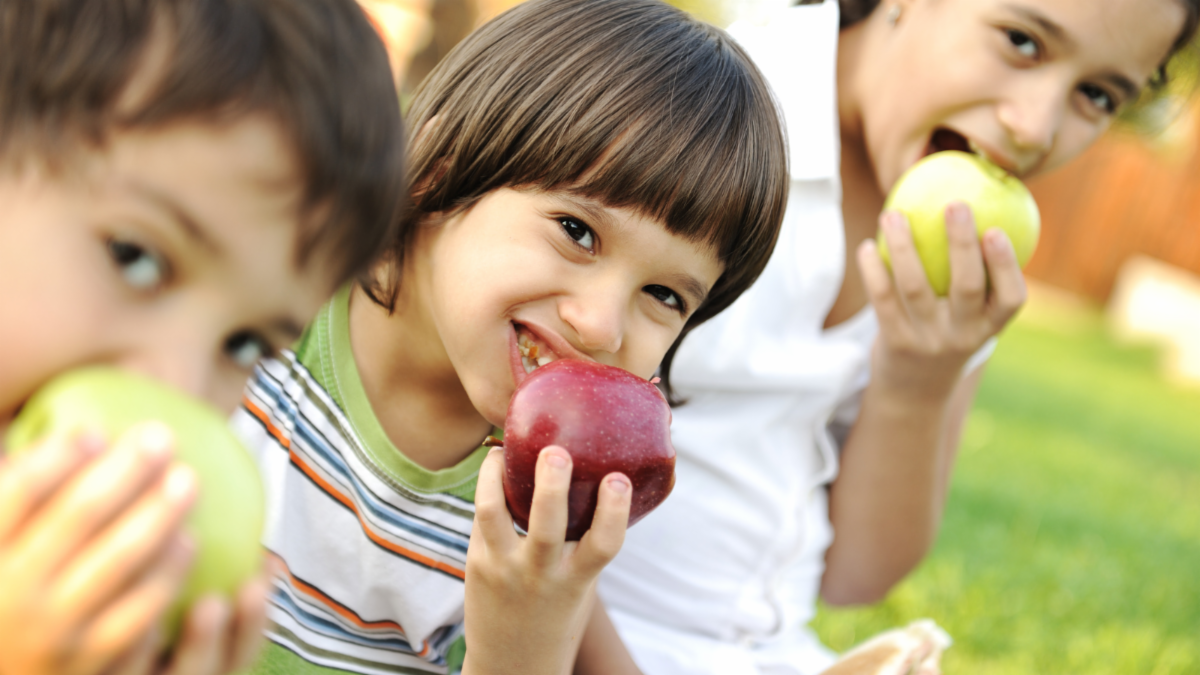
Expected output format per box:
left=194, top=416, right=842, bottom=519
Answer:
left=870, top=347, right=967, bottom=406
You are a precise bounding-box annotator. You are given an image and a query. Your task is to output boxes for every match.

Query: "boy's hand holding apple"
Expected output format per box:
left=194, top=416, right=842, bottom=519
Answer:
left=0, top=369, right=269, bottom=675
left=464, top=359, right=674, bottom=674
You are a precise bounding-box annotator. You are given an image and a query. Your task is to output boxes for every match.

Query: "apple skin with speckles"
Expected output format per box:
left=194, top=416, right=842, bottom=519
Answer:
left=501, top=359, right=675, bottom=541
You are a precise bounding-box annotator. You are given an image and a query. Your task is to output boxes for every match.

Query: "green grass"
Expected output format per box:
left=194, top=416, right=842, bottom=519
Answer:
left=811, top=309, right=1200, bottom=674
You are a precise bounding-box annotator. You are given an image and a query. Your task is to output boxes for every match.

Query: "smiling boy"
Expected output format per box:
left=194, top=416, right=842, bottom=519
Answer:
left=0, top=1, right=404, bottom=673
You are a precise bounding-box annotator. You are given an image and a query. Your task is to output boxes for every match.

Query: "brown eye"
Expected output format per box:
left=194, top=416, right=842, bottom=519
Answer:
left=108, top=239, right=166, bottom=290
left=560, top=217, right=596, bottom=251
left=1006, top=29, right=1039, bottom=59
left=224, top=332, right=269, bottom=369
left=645, top=284, right=686, bottom=314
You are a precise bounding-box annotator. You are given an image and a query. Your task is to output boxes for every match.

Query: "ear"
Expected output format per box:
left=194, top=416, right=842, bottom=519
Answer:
left=409, top=114, right=448, bottom=203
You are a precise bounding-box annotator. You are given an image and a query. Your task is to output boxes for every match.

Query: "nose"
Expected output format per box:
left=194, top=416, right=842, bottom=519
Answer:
left=996, top=79, right=1064, bottom=162
left=118, top=327, right=223, bottom=407
left=559, top=280, right=626, bottom=357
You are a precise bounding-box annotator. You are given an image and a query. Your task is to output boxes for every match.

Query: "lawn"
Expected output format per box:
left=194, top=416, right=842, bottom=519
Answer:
left=811, top=299, right=1200, bottom=674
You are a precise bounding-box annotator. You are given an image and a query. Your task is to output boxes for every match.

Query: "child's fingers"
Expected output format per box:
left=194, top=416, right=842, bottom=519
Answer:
left=471, top=448, right=518, bottom=554
left=51, top=465, right=196, bottom=622
left=879, top=211, right=937, bottom=322
left=15, top=423, right=174, bottom=576
left=572, top=473, right=630, bottom=576
left=105, top=625, right=165, bottom=675
left=857, top=239, right=911, bottom=334
left=0, top=429, right=104, bottom=544
left=74, top=534, right=193, bottom=675
left=524, top=446, right=572, bottom=569
left=944, top=202, right=988, bottom=321
left=981, top=228, right=1028, bottom=327
left=225, top=575, right=270, bottom=672
left=161, top=596, right=230, bottom=675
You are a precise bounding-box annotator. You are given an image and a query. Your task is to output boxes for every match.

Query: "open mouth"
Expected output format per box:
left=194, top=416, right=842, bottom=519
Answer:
left=515, top=326, right=559, bottom=375
left=925, top=127, right=977, bottom=157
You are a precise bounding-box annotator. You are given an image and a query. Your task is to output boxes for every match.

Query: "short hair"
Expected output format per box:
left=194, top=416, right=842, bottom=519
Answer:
left=370, top=0, right=788, bottom=398
left=0, top=0, right=406, bottom=284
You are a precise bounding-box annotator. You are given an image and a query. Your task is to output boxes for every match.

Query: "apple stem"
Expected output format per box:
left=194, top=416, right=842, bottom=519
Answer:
left=483, top=435, right=504, bottom=448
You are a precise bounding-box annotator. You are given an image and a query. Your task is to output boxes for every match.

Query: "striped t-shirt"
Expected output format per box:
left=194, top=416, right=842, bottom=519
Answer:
left=231, top=286, right=489, bottom=674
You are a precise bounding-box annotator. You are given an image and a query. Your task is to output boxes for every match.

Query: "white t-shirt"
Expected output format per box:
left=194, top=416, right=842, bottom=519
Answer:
left=599, top=4, right=991, bottom=673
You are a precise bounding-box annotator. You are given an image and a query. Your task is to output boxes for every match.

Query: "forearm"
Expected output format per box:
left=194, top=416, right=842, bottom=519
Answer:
left=572, top=597, right=643, bottom=675
left=821, top=368, right=981, bottom=605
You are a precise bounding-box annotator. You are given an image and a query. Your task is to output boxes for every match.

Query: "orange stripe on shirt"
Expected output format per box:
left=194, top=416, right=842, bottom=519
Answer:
left=243, top=397, right=467, bottom=581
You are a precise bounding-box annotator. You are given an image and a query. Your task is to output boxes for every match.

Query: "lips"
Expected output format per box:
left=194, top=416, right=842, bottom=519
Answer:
left=924, top=127, right=1021, bottom=175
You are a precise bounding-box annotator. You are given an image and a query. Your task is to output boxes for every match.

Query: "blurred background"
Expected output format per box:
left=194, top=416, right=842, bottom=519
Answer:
left=360, top=1, right=1200, bottom=672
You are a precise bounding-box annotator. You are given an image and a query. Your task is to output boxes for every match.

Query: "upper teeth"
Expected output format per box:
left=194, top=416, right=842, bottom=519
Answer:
left=519, top=335, right=554, bottom=374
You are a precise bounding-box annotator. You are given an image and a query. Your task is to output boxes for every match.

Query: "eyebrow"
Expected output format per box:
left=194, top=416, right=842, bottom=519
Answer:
left=671, top=274, right=710, bottom=311
left=1005, top=4, right=1142, bottom=101
left=129, top=181, right=222, bottom=255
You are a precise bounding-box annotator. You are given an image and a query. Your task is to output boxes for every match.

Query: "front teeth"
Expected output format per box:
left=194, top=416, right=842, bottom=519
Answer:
left=519, top=335, right=554, bottom=374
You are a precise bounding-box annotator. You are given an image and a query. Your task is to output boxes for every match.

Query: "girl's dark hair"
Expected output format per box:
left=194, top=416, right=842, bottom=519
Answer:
left=0, top=0, right=405, bottom=284
left=370, top=0, right=788, bottom=400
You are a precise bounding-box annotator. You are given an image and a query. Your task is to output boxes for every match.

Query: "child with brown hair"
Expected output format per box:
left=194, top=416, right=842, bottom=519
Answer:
left=231, top=0, right=788, bottom=672
left=0, top=1, right=405, bottom=673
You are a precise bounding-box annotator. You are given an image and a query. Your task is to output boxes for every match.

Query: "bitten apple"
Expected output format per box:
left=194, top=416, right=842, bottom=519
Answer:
left=501, top=359, right=675, bottom=541
left=5, top=367, right=265, bottom=636
left=878, top=150, right=1040, bottom=296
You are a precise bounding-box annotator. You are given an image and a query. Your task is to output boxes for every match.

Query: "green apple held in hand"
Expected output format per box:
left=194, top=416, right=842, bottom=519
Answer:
left=878, top=150, right=1040, bottom=296
left=5, top=367, right=265, bottom=637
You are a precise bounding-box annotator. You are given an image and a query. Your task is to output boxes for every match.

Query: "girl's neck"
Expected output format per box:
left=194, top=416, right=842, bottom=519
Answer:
left=825, top=11, right=889, bottom=329
left=348, top=276, right=493, bottom=473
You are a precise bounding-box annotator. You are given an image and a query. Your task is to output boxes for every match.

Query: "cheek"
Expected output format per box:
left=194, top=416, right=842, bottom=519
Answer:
left=1036, top=121, right=1108, bottom=177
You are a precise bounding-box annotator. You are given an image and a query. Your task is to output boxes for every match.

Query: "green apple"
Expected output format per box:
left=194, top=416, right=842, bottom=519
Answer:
left=878, top=150, right=1040, bottom=296
left=5, top=367, right=265, bottom=637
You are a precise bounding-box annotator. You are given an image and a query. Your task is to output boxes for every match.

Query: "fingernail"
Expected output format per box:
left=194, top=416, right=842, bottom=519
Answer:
left=946, top=202, right=970, bottom=224
left=607, top=475, right=631, bottom=494
left=487, top=447, right=504, bottom=459
left=139, top=422, right=174, bottom=460
left=76, top=428, right=107, bottom=456
left=171, top=532, right=196, bottom=566
left=985, top=229, right=1011, bottom=253
left=164, top=465, right=197, bottom=503
left=545, top=452, right=569, bottom=470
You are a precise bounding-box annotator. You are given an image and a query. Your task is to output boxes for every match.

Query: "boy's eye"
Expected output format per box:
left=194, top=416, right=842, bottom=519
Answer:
left=645, top=284, right=686, bottom=315
left=1006, top=29, right=1039, bottom=59
left=108, top=239, right=167, bottom=291
left=1079, top=83, right=1116, bottom=114
left=560, top=217, right=596, bottom=252
left=225, top=332, right=271, bottom=370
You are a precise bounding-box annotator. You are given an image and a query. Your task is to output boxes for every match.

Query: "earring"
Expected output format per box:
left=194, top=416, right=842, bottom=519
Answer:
left=886, top=4, right=902, bottom=25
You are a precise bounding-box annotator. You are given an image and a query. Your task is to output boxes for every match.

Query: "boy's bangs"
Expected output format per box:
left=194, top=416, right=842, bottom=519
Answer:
left=403, top=0, right=786, bottom=324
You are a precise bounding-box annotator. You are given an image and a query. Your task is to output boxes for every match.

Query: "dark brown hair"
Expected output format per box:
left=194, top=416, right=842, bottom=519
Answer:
left=0, top=0, right=405, bottom=284
left=370, top=0, right=788, bottom=400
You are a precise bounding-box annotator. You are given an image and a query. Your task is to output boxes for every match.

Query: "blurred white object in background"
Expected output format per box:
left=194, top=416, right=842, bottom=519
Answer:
left=724, top=0, right=795, bottom=25
left=1109, top=254, right=1200, bottom=385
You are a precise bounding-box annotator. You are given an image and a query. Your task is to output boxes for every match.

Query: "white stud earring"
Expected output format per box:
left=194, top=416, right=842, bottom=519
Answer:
left=886, top=4, right=902, bottom=25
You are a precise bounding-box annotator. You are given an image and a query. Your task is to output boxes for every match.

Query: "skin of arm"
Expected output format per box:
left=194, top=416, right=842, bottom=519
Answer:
left=571, top=597, right=644, bottom=675
left=821, top=204, right=1026, bottom=606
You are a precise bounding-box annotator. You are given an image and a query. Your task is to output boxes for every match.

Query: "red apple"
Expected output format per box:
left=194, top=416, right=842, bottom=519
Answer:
left=501, top=359, right=675, bottom=541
